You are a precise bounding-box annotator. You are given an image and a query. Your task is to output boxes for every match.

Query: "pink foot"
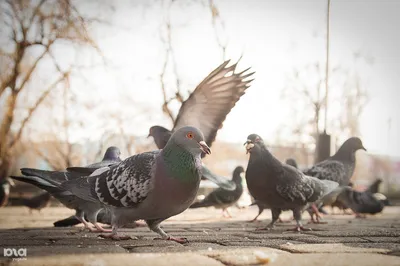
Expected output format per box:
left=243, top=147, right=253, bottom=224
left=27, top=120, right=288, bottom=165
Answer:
left=255, top=225, right=274, bottom=231
left=99, top=234, right=132, bottom=240
left=308, top=220, right=328, bottom=224
left=154, top=236, right=188, bottom=244
left=93, top=223, right=113, bottom=233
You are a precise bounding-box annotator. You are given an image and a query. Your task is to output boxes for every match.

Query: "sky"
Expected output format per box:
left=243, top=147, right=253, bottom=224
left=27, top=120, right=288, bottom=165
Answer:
left=23, top=0, right=400, bottom=157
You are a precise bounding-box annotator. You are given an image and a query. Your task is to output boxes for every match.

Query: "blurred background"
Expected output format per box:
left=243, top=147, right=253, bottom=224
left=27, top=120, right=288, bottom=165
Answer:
left=0, top=0, right=399, bottom=201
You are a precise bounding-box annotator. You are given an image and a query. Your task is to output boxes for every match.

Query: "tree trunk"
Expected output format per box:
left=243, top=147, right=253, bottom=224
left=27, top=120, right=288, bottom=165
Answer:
left=0, top=91, right=18, bottom=178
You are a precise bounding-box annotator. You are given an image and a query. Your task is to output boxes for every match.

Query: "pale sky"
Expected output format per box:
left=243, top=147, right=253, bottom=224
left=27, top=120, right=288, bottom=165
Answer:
left=25, top=0, right=400, bottom=157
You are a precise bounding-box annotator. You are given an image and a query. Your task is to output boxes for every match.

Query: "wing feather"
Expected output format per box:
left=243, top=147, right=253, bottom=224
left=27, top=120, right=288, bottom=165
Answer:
left=304, top=160, right=346, bottom=184
left=63, top=151, right=159, bottom=208
left=173, top=60, right=255, bottom=146
left=275, top=166, right=326, bottom=205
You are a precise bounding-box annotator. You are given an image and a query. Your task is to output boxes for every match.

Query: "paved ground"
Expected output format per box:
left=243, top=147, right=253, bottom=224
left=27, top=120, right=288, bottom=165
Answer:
left=0, top=205, right=399, bottom=265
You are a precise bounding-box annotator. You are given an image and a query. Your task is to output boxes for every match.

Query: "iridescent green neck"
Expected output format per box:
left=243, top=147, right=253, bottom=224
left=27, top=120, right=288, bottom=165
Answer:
left=162, top=142, right=199, bottom=182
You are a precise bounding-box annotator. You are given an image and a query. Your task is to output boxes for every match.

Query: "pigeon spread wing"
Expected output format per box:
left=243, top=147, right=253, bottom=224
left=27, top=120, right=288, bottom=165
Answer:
left=304, top=160, right=346, bottom=183
left=173, top=60, right=254, bottom=146
left=62, top=151, right=159, bottom=208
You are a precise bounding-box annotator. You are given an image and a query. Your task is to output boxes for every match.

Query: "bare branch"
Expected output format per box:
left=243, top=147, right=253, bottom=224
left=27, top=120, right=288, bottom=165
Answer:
left=17, top=41, right=53, bottom=93
left=159, top=49, right=176, bottom=124
left=208, top=0, right=227, bottom=60
left=31, top=144, right=62, bottom=170
left=9, top=71, right=70, bottom=149
left=26, top=0, right=46, bottom=35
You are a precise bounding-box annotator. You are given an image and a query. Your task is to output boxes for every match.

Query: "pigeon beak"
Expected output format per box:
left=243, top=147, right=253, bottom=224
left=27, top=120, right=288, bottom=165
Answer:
left=199, top=141, right=211, bottom=155
left=244, top=140, right=254, bottom=154
left=361, top=145, right=367, bottom=151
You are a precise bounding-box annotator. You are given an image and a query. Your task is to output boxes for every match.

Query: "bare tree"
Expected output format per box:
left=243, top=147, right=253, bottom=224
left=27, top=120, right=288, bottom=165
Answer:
left=208, top=0, right=228, bottom=60
left=0, top=0, right=109, bottom=177
left=157, top=0, right=184, bottom=124
left=281, top=63, right=327, bottom=146
left=157, top=0, right=231, bottom=124
left=281, top=62, right=369, bottom=154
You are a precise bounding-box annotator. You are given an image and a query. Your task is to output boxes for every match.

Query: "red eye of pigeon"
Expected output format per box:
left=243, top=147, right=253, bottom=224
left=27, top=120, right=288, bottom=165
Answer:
left=186, top=132, right=194, bottom=139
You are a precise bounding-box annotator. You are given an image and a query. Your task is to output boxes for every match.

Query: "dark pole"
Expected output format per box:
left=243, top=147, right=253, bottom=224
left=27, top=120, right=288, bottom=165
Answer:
left=316, top=0, right=332, bottom=163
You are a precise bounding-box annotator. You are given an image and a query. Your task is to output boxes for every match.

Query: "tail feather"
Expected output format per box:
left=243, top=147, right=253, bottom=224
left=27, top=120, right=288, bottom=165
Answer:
left=20, top=168, right=63, bottom=187
left=66, top=167, right=96, bottom=175
left=60, top=177, right=97, bottom=202
left=190, top=198, right=215, bottom=208
left=10, top=175, right=59, bottom=193
left=54, top=215, right=81, bottom=227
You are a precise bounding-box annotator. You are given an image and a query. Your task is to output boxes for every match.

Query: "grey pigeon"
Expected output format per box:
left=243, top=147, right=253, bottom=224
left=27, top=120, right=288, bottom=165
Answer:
left=67, top=146, right=122, bottom=175
left=329, top=181, right=353, bottom=215
left=304, top=137, right=366, bottom=185
left=54, top=210, right=145, bottom=228
left=148, top=60, right=254, bottom=154
left=54, top=210, right=112, bottom=228
left=285, top=158, right=298, bottom=169
left=366, top=178, right=383, bottom=194
left=250, top=158, right=299, bottom=222
left=244, top=134, right=338, bottom=231
left=61, top=126, right=212, bottom=243
left=336, top=188, right=390, bottom=218
left=303, top=137, right=366, bottom=222
left=10, top=146, right=122, bottom=232
left=22, top=192, right=52, bottom=213
left=0, top=178, right=14, bottom=207
left=189, top=166, right=244, bottom=217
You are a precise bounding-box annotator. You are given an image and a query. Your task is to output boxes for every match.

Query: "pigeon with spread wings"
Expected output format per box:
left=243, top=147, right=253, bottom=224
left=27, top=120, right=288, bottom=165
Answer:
left=148, top=59, right=254, bottom=152
left=61, top=126, right=212, bottom=243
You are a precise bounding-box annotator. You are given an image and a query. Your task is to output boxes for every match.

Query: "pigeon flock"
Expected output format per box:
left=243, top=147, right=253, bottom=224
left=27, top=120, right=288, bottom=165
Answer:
left=4, top=60, right=391, bottom=243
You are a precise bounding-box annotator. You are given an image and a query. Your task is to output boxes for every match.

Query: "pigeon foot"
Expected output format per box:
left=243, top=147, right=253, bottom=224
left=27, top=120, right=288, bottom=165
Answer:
left=92, top=223, right=113, bottom=233
left=98, top=233, right=132, bottom=240
left=308, top=220, right=328, bottom=224
left=255, top=225, right=274, bottom=231
left=153, top=236, right=188, bottom=244
left=287, top=226, right=312, bottom=232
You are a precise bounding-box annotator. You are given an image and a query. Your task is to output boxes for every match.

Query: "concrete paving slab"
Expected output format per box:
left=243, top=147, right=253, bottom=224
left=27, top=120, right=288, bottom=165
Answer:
left=0, top=206, right=400, bottom=265
left=279, top=243, right=390, bottom=254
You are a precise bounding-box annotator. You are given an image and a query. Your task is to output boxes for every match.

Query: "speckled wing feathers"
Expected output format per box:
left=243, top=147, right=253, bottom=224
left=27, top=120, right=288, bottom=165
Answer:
left=275, top=167, right=321, bottom=204
left=92, top=151, right=158, bottom=208
left=62, top=151, right=159, bottom=208
left=304, top=160, right=346, bottom=184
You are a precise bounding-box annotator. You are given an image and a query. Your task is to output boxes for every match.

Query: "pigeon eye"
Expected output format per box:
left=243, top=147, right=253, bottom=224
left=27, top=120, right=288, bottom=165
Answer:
left=255, top=137, right=260, bottom=142
left=186, top=132, right=194, bottom=139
